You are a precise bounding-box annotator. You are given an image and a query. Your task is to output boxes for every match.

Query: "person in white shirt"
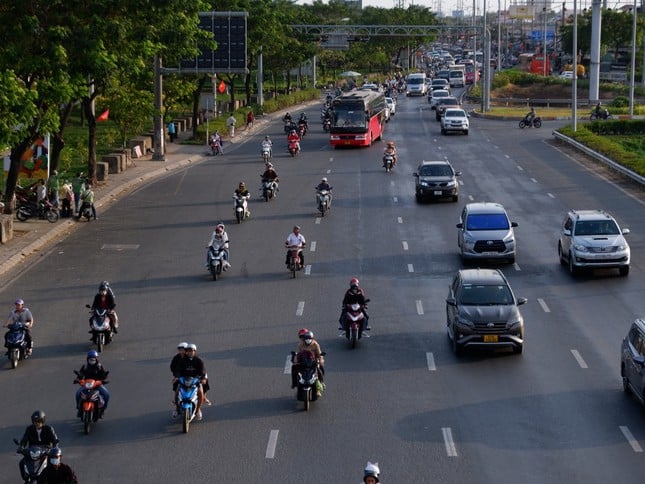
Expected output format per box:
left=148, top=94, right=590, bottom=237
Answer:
left=285, top=225, right=306, bottom=268
left=206, top=224, right=231, bottom=270
left=261, top=136, right=273, bottom=157
left=226, top=114, right=236, bottom=138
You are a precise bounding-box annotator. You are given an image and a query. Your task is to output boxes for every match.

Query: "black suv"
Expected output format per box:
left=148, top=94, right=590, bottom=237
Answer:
left=446, top=268, right=527, bottom=355
left=413, top=160, right=461, bottom=203
left=435, top=97, right=460, bottom=121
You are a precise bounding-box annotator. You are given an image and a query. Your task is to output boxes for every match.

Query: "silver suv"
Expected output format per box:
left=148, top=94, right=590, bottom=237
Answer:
left=621, top=318, right=645, bottom=406
left=446, top=268, right=526, bottom=355
left=456, top=202, right=518, bottom=264
left=558, top=210, right=630, bottom=276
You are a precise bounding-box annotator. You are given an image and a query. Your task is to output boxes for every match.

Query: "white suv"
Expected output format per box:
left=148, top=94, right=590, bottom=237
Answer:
left=441, top=108, right=469, bottom=135
left=558, top=209, right=630, bottom=276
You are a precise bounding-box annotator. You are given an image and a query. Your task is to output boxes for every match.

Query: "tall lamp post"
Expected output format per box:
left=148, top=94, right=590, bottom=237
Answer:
left=629, top=0, right=637, bottom=116
left=572, top=0, right=578, bottom=131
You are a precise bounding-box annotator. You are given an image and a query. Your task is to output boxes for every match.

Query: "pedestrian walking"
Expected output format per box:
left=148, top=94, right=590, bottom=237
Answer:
left=227, top=113, right=236, bottom=138
left=167, top=121, right=176, bottom=143
left=246, top=110, right=254, bottom=131
left=71, top=172, right=85, bottom=215
left=59, top=180, right=73, bottom=218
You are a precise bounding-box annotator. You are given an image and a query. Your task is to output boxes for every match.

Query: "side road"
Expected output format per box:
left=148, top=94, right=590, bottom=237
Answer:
left=0, top=102, right=318, bottom=283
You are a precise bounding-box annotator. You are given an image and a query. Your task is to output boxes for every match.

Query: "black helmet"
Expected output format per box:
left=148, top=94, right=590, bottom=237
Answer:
left=49, top=447, right=62, bottom=458
left=99, top=281, right=110, bottom=291
left=31, top=410, right=46, bottom=425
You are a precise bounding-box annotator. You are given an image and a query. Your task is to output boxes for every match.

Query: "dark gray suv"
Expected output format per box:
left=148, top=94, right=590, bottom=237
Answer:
left=621, top=318, right=645, bottom=406
left=413, top=160, right=461, bottom=203
left=446, top=268, right=527, bottom=355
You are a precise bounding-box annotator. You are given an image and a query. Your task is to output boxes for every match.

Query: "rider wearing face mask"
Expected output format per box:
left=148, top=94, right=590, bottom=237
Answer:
left=339, top=278, right=371, bottom=331
left=75, top=350, right=110, bottom=417
left=206, top=224, right=231, bottom=271
left=291, top=328, right=325, bottom=388
left=38, top=447, right=78, bottom=483
left=90, top=281, right=118, bottom=334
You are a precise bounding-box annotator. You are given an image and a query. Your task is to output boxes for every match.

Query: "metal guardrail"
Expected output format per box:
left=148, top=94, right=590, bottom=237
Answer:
left=491, top=98, right=594, bottom=108
left=551, top=130, right=645, bottom=187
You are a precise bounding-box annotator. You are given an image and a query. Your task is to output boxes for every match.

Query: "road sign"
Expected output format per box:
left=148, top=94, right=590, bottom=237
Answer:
left=531, top=30, right=555, bottom=41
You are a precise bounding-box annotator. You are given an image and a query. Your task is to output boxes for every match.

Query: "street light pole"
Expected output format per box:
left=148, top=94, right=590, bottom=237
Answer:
left=629, top=0, right=637, bottom=116
left=572, top=0, right=578, bottom=131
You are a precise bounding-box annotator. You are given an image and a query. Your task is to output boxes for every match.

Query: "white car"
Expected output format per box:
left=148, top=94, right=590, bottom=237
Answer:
left=385, top=97, right=396, bottom=116
left=441, top=108, right=469, bottom=135
left=429, top=89, right=451, bottom=109
left=559, top=71, right=574, bottom=79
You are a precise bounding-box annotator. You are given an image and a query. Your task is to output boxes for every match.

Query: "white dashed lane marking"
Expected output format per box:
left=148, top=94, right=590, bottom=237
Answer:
left=537, top=298, right=550, bottom=313
left=426, top=352, right=436, bottom=371
left=442, top=427, right=458, bottom=457
left=402, top=241, right=409, bottom=251
left=310, top=241, right=317, bottom=252
left=296, top=301, right=305, bottom=316
left=416, top=300, right=424, bottom=315
left=407, top=264, right=414, bottom=273
left=620, top=426, right=643, bottom=452
left=265, top=430, right=279, bottom=458
left=570, top=349, right=588, bottom=369
left=397, top=217, right=403, bottom=224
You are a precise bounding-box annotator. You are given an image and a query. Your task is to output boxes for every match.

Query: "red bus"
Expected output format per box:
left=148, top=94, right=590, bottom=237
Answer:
left=329, top=90, right=387, bottom=147
left=462, top=60, right=479, bottom=84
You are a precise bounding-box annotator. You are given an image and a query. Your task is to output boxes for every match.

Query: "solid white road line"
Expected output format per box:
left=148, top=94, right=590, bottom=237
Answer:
left=442, top=427, right=458, bottom=457
left=407, top=264, right=414, bottom=273
left=416, top=300, right=424, bottom=315
left=283, top=355, right=292, bottom=374
left=265, top=430, right=280, bottom=458
left=426, top=352, right=436, bottom=371
left=397, top=217, right=403, bottom=224
left=537, top=298, right=551, bottom=313
left=310, top=241, right=317, bottom=252
left=296, top=301, right=305, bottom=316
left=402, top=241, right=409, bottom=251
left=570, top=349, right=588, bottom=369
left=619, top=426, right=644, bottom=452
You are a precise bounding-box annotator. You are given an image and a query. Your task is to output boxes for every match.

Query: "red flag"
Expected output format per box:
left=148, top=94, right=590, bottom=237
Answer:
left=218, top=80, right=226, bottom=94
left=97, top=109, right=109, bottom=122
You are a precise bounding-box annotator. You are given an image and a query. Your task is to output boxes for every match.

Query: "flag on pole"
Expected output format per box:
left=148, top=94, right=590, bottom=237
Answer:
left=218, top=80, right=226, bottom=94
left=97, top=109, right=110, bottom=122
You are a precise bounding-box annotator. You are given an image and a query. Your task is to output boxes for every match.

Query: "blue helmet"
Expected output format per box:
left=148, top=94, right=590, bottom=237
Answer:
left=87, top=350, right=99, bottom=359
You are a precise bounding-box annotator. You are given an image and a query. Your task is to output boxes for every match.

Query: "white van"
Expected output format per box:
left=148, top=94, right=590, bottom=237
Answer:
left=406, top=73, right=427, bottom=96
left=448, top=69, right=465, bottom=88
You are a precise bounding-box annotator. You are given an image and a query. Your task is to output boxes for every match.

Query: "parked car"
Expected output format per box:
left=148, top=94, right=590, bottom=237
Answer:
left=456, top=202, right=518, bottom=264
left=385, top=97, right=396, bottom=116
left=441, top=108, right=469, bottom=135
left=413, top=160, right=462, bottom=203
left=446, top=268, right=526, bottom=355
left=429, top=89, right=451, bottom=109
left=435, top=97, right=460, bottom=121
left=558, top=209, right=630, bottom=276
left=622, top=318, right=645, bottom=406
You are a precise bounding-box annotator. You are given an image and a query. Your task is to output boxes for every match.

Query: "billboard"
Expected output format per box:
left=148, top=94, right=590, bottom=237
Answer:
left=179, top=12, right=248, bottom=74
left=509, top=4, right=535, bottom=19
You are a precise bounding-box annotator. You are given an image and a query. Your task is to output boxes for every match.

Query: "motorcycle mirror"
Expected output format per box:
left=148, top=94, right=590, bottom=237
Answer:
left=321, top=351, right=327, bottom=356
left=85, top=304, right=91, bottom=308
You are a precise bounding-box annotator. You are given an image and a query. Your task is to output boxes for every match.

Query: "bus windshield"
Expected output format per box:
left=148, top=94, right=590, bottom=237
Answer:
left=332, top=107, right=367, bottom=131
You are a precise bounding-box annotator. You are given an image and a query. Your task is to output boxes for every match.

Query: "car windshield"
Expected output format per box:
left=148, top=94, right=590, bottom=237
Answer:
left=440, top=99, right=459, bottom=106
left=433, top=91, right=449, bottom=98
left=445, top=110, right=466, bottom=117
left=419, top=164, right=453, bottom=176
left=574, top=220, right=620, bottom=236
left=459, top=284, right=514, bottom=305
left=466, top=213, right=510, bottom=230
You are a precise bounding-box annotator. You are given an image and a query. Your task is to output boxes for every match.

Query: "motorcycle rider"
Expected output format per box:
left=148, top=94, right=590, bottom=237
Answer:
left=315, top=177, right=333, bottom=209
left=209, top=131, right=223, bottom=155
left=261, top=135, right=273, bottom=158
left=283, top=112, right=292, bottom=124
left=5, top=298, right=34, bottom=356
left=363, top=461, right=381, bottom=484
left=298, top=112, right=308, bottom=135
left=261, top=163, right=279, bottom=195
left=287, top=129, right=301, bottom=153
left=206, top=223, right=231, bottom=271
left=90, top=281, right=118, bottom=333
left=525, top=107, right=537, bottom=126
left=172, top=343, right=206, bottom=420
left=77, top=181, right=97, bottom=220
left=291, top=328, right=325, bottom=390
left=339, top=278, right=371, bottom=331
left=37, top=447, right=78, bottom=484
left=383, top=140, right=397, bottom=167
left=234, top=181, right=251, bottom=219
left=170, top=342, right=188, bottom=380
left=19, top=410, right=59, bottom=448
left=75, top=350, right=110, bottom=417
left=285, top=225, right=306, bottom=269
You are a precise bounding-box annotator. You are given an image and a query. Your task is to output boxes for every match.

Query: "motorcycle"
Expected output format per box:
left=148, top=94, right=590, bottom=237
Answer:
left=176, top=375, right=200, bottom=433
left=322, top=118, right=331, bottom=132
left=590, top=109, right=612, bottom=120
left=383, top=153, right=394, bottom=173
left=284, top=120, right=296, bottom=134
left=261, top=178, right=278, bottom=202
left=518, top=115, right=542, bottom=129
left=290, top=350, right=325, bottom=411
left=298, top=121, right=307, bottom=138
left=261, top=145, right=271, bottom=163
left=74, top=370, right=108, bottom=435
left=208, top=141, right=223, bottom=156
left=13, top=439, right=49, bottom=483
left=288, top=139, right=300, bottom=157
left=86, top=305, right=113, bottom=353
left=316, top=189, right=332, bottom=217
left=341, top=301, right=370, bottom=349
left=233, top=194, right=249, bottom=224
left=287, top=245, right=303, bottom=278
left=5, top=321, right=30, bottom=369
left=77, top=202, right=93, bottom=221
left=207, top=245, right=226, bottom=281
left=16, top=199, right=59, bottom=223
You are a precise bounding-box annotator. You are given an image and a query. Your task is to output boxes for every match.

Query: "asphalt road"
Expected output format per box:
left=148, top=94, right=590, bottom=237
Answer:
left=1, top=90, right=644, bottom=483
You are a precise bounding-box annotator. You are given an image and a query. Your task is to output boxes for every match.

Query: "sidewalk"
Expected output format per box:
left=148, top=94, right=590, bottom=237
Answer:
left=0, top=99, right=322, bottom=281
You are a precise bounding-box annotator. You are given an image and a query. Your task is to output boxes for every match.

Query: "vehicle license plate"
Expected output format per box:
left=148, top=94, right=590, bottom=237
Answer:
left=433, top=190, right=443, bottom=195
left=483, top=335, right=498, bottom=343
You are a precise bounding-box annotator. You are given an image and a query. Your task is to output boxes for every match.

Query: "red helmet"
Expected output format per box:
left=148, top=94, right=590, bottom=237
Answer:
left=299, top=329, right=314, bottom=340
left=350, top=277, right=359, bottom=288
left=298, top=328, right=309, bottom=338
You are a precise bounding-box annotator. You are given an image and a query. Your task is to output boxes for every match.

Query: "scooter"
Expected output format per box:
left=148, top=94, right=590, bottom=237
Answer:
left=288, top=139, right=300, bottom=157
left=341, top=301, right=370, bottom=349
left=13, top=439, right=48, bottom=483
left=176, top=375, right=200, bottom=433
left=74, top=370, right=108, bottom=435
left=316, top=189, right=332, bottom=217
left=383, top=153, right=394, bottom=173
left=290, top=350, right=325, bottom=411
left=261, top=145, right=271, bottom=163
left=15, top=199, right=59, bottom=223
left=207, top=245, right=226, bottom=281
left=5, top=321, right=30, bottom=369
left=77, top=202, right=93, bottom=221
left=590, top=109, right=612, bottom=120
left=233, top=194, right=249, bottom=224
left=323, top=118, right=331, bottom=132
left=298, top=121, right=307, bottom=138
left=287, top=245, right=303, bottom=278
left=518, top=115, right=542, bottom=128
left=86, top=305, right=113, bottom=353
left=261, top=178, right=278, bottom=202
